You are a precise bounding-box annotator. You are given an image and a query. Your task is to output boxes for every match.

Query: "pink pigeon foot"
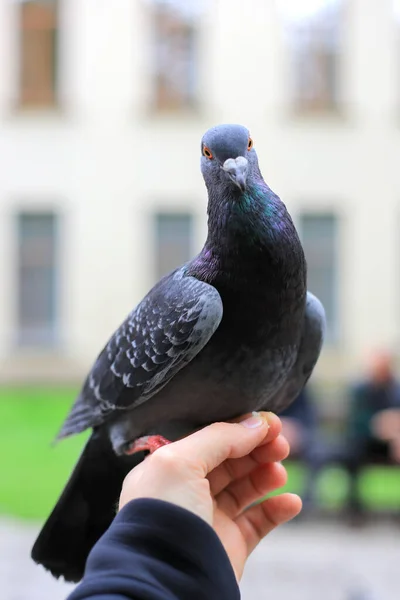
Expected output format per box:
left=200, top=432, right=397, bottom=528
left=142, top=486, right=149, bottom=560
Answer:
left=124, top=435, right=171, bottom=455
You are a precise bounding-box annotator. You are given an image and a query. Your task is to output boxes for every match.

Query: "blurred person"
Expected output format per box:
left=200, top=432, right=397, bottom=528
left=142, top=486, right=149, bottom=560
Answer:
left=370, top=408, right=400, bottom=462
left=280, top=387, right=318, bottom=456
left=344, top=350, right=400, bottom=519
left=280, top=385, right=323, bottom=511
left=66, top=412, right=301, bottom=600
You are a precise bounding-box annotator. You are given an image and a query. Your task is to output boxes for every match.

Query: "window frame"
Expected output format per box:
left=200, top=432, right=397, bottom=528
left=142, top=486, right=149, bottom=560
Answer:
left=149, top=0, right=199, bottom=112
left=15, top=209, right=60, bottom=348
left=153, top=211, right=194, bottom=281
left=16, top=0, right=60, bottom=109
left=298, top=210, right=339, bottom=343
left=279, top=0, right=344, bottom=115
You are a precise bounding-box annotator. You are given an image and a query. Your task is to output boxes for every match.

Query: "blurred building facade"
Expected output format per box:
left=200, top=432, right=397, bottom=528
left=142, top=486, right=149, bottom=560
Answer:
left=0, top=0, right=399, bottom=385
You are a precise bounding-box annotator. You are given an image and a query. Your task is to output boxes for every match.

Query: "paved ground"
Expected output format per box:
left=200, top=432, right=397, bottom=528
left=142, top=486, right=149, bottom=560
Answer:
left=1, top=517, right=399, bottom=600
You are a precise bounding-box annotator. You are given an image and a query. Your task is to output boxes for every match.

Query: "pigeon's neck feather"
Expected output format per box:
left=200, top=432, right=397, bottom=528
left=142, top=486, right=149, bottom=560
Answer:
left=188, top=180, right=305, bottom=292
left=186, top=179, right=306, bottom=345
left=210, top=182, right=297, bottom=257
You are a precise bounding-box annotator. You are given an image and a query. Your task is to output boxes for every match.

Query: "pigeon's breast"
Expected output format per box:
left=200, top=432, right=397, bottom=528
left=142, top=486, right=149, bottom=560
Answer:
left=194, top=222, right=307, bottom=348
left=109, top=340, right=298, bottom=451
left=207, top=268, right=306, bottom=350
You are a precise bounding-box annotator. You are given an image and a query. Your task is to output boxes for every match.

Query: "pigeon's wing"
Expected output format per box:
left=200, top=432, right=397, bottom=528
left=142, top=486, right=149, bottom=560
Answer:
left=269, top=291, right=326, bottom=414
left=58, top=269, right=223, bottom=438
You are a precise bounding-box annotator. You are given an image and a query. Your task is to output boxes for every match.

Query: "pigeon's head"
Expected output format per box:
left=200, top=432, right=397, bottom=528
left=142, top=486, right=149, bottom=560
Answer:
left=200, top=124, right=258, bottom=194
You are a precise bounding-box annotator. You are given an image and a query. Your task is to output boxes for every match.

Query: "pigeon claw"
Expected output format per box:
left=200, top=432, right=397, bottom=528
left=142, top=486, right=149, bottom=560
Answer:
left=124, top=435, right=171, bottom=455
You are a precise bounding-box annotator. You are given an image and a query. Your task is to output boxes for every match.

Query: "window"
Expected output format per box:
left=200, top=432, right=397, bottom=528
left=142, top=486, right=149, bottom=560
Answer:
left=16, top=212, right=59, bottom=346
left=18, top=1, right=59, bottom=108
left=154, top=213, right=193, bottom=280
left=299, top=213, right=338, bottom=339
left=149, top=0, right=198, bottom=110
left=280, top=0, right=342, bottom=112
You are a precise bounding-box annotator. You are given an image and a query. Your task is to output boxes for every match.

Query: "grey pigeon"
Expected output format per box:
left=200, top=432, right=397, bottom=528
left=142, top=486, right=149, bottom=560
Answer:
left=31, top=124, right=325, bottom=582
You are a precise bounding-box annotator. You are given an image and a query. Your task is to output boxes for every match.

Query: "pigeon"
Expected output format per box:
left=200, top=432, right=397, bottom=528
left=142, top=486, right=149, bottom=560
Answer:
left=31, top=124, right=325, bottom=582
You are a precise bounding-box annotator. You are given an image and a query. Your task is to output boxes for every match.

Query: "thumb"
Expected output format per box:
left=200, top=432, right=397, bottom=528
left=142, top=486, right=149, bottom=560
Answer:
left=164, top=412, right=276, bottom=477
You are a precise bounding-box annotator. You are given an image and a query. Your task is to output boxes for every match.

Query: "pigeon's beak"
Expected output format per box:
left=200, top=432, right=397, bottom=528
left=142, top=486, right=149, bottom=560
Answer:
left=222, top=157, right=248, bottom=192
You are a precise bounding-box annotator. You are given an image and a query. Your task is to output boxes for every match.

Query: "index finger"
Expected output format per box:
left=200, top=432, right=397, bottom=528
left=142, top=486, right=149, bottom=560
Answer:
left=163, top=412, right=278, bottom=477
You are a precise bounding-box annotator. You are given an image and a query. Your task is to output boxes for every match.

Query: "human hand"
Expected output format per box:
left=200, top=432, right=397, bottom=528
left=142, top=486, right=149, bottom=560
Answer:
left=371, top=409, right=400, bottom=440
left=388, top=436, right=400, bottom=463
left=119, top=412, right=301, bottom=580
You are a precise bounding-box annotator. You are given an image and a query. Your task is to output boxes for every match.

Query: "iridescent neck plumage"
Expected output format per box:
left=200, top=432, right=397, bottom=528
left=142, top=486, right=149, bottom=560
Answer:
left=205, top=178, right=289, bottom=250
left=187, top=176, right=302, bottom=286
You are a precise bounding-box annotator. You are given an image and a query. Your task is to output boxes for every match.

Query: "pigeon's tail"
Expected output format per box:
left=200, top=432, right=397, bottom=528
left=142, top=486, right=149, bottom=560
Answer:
left=31, top=430, right=143, bottom=583
left=55, top=392, right=103, bottom=440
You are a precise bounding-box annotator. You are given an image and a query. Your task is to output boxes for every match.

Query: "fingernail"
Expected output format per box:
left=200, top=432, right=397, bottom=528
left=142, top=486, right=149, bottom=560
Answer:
left=240, top=411, right=269, bottom=429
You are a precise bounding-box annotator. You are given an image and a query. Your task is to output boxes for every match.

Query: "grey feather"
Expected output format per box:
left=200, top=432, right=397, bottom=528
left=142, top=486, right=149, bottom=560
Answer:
left=58, top=268, right=223, bottom=439
left=271, top=292, right=326, bottom=413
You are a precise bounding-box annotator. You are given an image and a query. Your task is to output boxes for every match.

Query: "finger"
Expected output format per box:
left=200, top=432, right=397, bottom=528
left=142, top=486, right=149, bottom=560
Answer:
left=158, top=412, right=276, bottom=477
left=228, top=412, right=282, bottom=435
left=235, top=493, right=302, bottom=556
left=216, top=462, right=287, bottom=518
left=208, top=433, right=289, bottom=496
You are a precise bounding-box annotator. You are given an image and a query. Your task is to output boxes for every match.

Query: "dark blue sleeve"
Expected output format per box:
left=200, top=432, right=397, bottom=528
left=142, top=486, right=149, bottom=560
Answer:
left=66, top=498, right=240, bottom=600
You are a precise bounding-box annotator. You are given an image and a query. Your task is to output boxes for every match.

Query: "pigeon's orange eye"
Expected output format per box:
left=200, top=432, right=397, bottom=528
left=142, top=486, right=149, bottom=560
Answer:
left=203, top=146, right=213, bottom=159
left=247, top=138, right=253, bottom=150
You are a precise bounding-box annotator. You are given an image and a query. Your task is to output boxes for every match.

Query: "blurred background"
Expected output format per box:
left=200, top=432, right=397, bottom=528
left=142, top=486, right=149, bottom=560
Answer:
left=0, top=0, right=400, bottom=598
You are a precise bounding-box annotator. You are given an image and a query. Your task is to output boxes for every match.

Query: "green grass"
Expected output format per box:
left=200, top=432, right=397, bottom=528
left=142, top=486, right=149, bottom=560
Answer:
left=279, top=462, right=400, bottom=510
left=1, top=387, right=400, bottom=521
left=0, top=387, right=89, bottom=520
